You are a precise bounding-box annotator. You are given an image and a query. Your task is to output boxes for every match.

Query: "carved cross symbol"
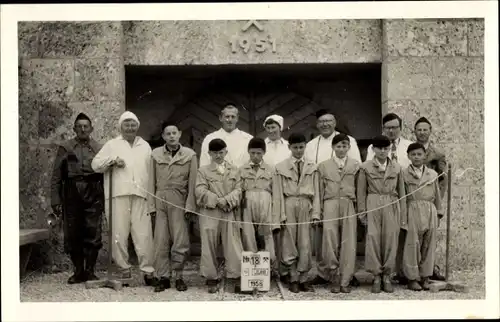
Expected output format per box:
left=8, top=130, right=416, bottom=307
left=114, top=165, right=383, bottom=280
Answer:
left=241, top=20, right=264, bottom=32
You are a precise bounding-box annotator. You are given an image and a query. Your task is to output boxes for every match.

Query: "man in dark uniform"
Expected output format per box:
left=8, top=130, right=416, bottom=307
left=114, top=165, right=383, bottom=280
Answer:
left=50, top=113, right=104, bottom=284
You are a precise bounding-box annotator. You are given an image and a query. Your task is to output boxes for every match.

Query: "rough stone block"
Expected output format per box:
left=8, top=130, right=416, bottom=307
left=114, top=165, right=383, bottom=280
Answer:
left=74, top=59, right=123, bottom=102
left=467, top=19, right=484, bottom=57
left=384, top=19, right=468, bottom=57
left=123, top=20, right=381, bottom=65
left=340, top=20, right=382, bottom=63
left=37, top=101, right=123, bottom=145
left=468, top=100, right=484, bottom=143
left=466, top=58, right=484, bottom=99
left=19, top=96, right=39, bottom=145
left=431, top=58, right=469, bottom=99
left=386, top=99, right=468, bottom=143
left=442, top=143, right=484, bottom=186
left=384, top=57, right=433, bottom=100
left=19, top=59, right=74, bottom=102
left=18, top=22, right=122, bottom=59
left=470, top=185, right=485, bottom=216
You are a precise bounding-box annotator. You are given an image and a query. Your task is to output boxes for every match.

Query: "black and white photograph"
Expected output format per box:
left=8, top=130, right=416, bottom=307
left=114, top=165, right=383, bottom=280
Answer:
left=1, top=1, right=498, bottom=321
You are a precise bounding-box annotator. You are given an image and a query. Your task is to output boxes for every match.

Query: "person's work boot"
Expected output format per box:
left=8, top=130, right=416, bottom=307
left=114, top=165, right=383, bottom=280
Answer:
left=68, top=253, right=86, bottom=284
left=144, top=273, right=156, bottom=286
left=289, top=281, right=300, bottom=293
left=232, top=278, right=242, bottom=294
left=330, top=275, right=341, bottom=294
left=280, top=275, right=290, bottom=285
left=349, top=276, right=360, bottom=287
left=382, top=275, right=394, bottom=293
left=371, top=275, right=381, bottom=293
left=311, top=275, right=329, bottom=285
left=84, top=249, right=99, bottom=281
left=207, top=279, right=219, bottom=294
left=408, top=280, right=423, bottom=291
left=175, top=279, right=188, bottom=292
left=299, top=281, right=314, bottom=292
left=121, top=270, right=132, bottom=279
left=394, top=273, right=408, bottom=285
left=340, top=285, right=352, bottom=293
left=154, top=277, right=171, bottom=292
left=431, top=265, right=446, bottom=281
left=421, top=277, right=431, bottom=290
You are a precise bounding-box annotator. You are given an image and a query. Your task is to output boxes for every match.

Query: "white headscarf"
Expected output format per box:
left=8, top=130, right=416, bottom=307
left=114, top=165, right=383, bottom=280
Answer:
left=263, top=114, right=284, bottom=129
left=118, top=111, right=140, bottom=128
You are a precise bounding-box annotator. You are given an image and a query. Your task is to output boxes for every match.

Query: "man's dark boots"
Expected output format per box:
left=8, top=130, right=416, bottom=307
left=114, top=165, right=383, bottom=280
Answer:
left=68, top=253, right=86, bottom=284
left=84, top=249, right=99, bottom=281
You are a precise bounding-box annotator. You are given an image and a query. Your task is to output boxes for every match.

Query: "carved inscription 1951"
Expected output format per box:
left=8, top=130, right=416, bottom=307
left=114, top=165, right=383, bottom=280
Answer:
left=229, top=20, right=277, bottom=54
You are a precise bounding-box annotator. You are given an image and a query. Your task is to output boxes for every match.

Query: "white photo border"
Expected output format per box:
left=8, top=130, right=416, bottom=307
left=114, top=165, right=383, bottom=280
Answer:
left=1, top=1, right=498, bottom=321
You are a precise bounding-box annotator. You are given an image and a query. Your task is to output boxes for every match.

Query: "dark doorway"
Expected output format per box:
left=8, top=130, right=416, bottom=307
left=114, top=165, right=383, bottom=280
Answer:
left=125, top=63, right=381, bottom=257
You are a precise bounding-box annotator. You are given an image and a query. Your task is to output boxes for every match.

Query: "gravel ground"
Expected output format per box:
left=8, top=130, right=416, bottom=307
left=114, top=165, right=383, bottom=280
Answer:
left=21, top=259, right=485, bottom=302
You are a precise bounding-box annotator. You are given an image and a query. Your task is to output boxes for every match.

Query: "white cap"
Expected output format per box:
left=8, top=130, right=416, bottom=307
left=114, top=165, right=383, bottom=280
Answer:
left=118, top=111, right=140, bottom=128
left=263, top=114, right=284, bottom=129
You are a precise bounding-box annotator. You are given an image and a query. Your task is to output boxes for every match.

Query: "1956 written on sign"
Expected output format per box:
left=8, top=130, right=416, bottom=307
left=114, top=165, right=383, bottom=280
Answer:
left=241, top=251, right=271, bottom=292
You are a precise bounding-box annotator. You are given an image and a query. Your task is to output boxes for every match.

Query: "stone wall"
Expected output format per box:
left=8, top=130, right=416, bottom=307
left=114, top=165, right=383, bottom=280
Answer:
left=382, top=18, right=485, bottom=270
left=18, top=21, right=126, bottom=270
left=18, top=19, right=484, bottom=272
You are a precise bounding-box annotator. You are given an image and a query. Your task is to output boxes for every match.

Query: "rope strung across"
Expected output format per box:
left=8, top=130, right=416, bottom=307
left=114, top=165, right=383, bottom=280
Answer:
left=128, top=168, right=476, bottom=226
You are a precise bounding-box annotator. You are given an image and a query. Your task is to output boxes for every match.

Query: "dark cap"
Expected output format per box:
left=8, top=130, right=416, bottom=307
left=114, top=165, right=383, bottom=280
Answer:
left=372, top=135, right=391, bottom=148
left=248, top=137, right=266, bottom=151
left=415, top=116, right=432, bottom=128
left=332, top=133, right=350, bottom=146
left=209, top=138, right=227, bottom=152
left=288, top=132, right=307, bottom=145
left=75, top=112, right=91, bottom=124
left=316, top=109, right=335, bottom=119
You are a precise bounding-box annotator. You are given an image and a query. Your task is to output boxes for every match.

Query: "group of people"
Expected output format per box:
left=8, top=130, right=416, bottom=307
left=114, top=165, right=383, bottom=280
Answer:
left=50, top=103, right=448, bottom=295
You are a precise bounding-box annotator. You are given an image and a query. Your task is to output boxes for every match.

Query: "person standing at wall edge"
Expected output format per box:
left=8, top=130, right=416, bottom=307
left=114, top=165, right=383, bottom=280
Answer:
left=413, top=116, right=448, bottom=282
left=50, top=113, right=104, bottom=284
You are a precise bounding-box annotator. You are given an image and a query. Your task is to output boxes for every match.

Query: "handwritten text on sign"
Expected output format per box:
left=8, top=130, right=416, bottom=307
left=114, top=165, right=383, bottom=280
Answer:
left=241, top=251, right=271, bottom=292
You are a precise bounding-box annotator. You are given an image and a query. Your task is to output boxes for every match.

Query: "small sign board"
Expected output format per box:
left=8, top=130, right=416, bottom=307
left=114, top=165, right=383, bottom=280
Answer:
left=241, top=251, right=271, bottom=292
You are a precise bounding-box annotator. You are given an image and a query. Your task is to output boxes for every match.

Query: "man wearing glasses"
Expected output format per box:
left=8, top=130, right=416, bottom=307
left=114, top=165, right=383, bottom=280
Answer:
left=365, top=113, right=412, bottom=169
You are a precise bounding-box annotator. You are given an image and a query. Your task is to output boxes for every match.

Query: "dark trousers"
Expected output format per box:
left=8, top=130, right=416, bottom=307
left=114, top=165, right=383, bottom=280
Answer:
left=63, top=177, right=104, bottom=264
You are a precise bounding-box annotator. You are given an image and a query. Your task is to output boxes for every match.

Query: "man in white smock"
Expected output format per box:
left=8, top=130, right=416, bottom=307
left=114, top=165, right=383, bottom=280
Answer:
left=304, top=109, right=362, bottom=287
left=304, top=109, right=361, bottom=165
left=91, top=111, right=156, bottom=286
left=199, top=104, right=253, bottom=168
left=262, top=114, right=291, bottom=167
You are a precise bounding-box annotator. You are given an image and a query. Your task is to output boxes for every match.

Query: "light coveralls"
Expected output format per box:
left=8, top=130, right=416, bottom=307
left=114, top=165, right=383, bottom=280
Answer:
left=195, top=162, right=244, bottom=280
left=273, top=157, right=321, bottom=283
left=91, top=135, right=155, bottom=274
left=304, top=132, right=361, bottom=281
left=317, top=157, right=360, bottom=287
left=151, top=145, right=197, bottom=279
left=402, top=165, right=443, bottom=281
left=239, top=161, right=279, bottom=265
left=357, top=158, right=407, bottom=277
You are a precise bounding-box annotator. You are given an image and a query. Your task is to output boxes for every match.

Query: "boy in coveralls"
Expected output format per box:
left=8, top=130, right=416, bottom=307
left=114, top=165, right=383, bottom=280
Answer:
left=403, top=143, right=443, bottom=291
left=273, top=133, right=321, bottom=293
left=195, top=138, right=244, bottom=294
left=317, top=133, right=360, bottom=294
left=239, top=138, right=279, bottom=269
left=357, top=135, right=407, bottom=293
